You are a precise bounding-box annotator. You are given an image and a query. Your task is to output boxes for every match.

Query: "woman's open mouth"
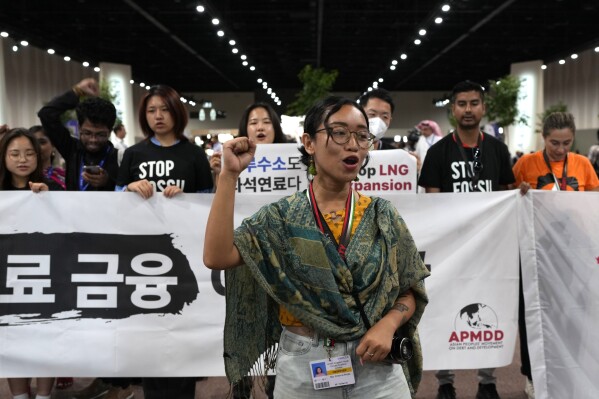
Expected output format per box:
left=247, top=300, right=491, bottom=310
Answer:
left=343, top=156, right=359, bottom=167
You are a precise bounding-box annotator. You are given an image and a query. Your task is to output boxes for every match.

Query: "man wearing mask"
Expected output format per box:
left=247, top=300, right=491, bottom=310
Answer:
left=358, top=88, right=395, bottom=150
left=38, top=78, right=119, bottom=191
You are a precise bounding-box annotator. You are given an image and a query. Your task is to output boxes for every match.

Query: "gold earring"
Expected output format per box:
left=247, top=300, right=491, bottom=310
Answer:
left=308, top=156, right=317, bottom=176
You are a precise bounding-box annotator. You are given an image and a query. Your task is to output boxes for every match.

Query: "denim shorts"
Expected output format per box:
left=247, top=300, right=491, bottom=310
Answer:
left=273, top=327, right=411, bottom=399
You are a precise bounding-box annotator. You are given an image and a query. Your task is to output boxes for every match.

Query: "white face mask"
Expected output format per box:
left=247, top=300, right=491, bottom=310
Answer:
left=369, top=117, right=388, bottom=140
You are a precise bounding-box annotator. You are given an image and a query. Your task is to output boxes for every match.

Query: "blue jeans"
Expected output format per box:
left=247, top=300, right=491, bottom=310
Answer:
left=273, top=328, right=411, bottom=399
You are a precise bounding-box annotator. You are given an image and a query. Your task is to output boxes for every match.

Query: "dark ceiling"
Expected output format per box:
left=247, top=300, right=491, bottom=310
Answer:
left=0, top=0, right=597, bottom=103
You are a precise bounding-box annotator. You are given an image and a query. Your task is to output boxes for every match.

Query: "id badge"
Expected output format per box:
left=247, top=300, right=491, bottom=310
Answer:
left=310, top=355, right=355, bottom=390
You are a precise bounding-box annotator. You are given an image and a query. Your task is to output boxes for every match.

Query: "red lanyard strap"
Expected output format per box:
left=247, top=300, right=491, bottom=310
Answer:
left=307, top=181, right=355, bottom=260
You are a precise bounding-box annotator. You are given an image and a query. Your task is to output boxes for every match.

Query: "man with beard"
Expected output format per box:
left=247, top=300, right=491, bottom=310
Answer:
left=418, top=81, right=514, bottom=399
left=38, top=78, right=119, bottom=191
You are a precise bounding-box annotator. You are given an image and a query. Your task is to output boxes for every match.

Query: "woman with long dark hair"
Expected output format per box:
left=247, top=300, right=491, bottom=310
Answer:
left=210, top=102, right=286, bottom=191
left=1, top=128, right=55, bottom=399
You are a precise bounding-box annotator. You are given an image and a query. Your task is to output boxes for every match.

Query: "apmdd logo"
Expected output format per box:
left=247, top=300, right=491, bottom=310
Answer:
left=448, top=303, right=504, bottom=351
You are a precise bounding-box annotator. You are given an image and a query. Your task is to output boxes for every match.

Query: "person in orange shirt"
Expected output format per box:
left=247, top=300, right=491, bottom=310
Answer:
left=513, top=111, right=599, bottom=399
left=514, top=112, right=599, bottom=193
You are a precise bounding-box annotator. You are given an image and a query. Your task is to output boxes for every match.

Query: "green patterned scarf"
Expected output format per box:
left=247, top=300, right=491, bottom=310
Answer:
left=225, top=192, right=429, bottom=395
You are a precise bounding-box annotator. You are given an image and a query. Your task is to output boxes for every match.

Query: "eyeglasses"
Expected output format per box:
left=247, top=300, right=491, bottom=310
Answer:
left=316, top=125, right=375, bottom=149
left=472, top=147, right=483, bottom=173
left=8, top=150, right=36, bottom=161
left=80, top=130, right=110, bottom=139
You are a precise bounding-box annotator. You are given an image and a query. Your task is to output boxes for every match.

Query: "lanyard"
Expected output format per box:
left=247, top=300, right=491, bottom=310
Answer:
left=79, top=147, right=110, bottom=191
left=542, top=150, right=568, bottom=191
left=46, top=166, right=54, bottom=179
left=453, top=132, right=483, bottom=189
left=306, top=181, right=355, bottom=260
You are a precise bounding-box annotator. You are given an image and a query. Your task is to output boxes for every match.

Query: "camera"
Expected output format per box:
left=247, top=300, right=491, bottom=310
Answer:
left=407, top=128, right=421, bottom=143
left=387, top=333, right=414, bottom=364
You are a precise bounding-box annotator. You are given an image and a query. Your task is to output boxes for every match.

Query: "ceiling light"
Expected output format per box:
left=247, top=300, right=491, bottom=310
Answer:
left=558, top=59, right=565, bottom=65
left=20, top=40, right=29, bottom=46
left=414, top=39, right=422, bottom=45
left=64, top=56, right=71, bottom=61
left=196, top=5, right=205, bottom=13
left=181, top=97, right=187, bottom=103
left=217, top=30, right=224, bottom=37
left=240, top=55, right=247, bottom=60
left=229, top=40, right=236, bottom=46
left=419, top=29, right=426, bottom=36
left=442, top=4, right=450, bottom=12
left=12, top=45, right=18, bottom=52
left=212, top=18, right=219, bottom=25
left=391, top=60, right=398, bottom=65
left=249, top=66, right=255, bottom=71
left=435, top=17, right=443, bottom=24
left=267, top=88, right=272, bottom=94
left=595, top=47, right=599, bottom=52
left=0, top=32, right=8, bottom=38
left=47, top=48, right=55, bottom=54
left=400, top=53, right=407, bottom=60
left=130, top=79, right=134, bottom=84
left=367, top=87, right=373, bottom=91
left=378, top=78, right=384, bottom=82
left=242, top=61, right=248, bottom=66
left=83, top=61, right=90, bottom=67
left=570, top=53, right=578, bottom=59
left=541, top=65, right=547, bottom=70
left=390, top=65, right=396, bottom=70
left=373, top=82, right=378, bottom=88
left=94, top=67, right=100, bottom=72
left=257, top=78, right=263, bottom=83
left=146, top=86, right=150, bottom=91
left=232, top=48, right=238, bottom=54
left=140, top=82, right=146, bottom=87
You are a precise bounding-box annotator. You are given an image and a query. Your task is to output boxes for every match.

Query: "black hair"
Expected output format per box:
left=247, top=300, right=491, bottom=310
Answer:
left=238, top=102, right=286, bottom=143
left=76, top=97, right=117, bottom=131
left=0, top=128, right=44, bottom=190
left=357, top=88, right=395, bottom=114
left=299, top=96, right=370, bottom=167
left=113, top=123, right=124, bottom=133
left=450, top=80, right=485, bottom=103
left=138, top=85, right=188, bottom=140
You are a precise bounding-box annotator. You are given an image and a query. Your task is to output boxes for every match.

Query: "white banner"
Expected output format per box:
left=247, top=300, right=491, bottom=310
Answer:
left=235, top=144, right=417, bottom=194
left=519, top=191, right=599, bottom=399
left=0, top=191, right=518, bottom=377
left=403, top=191, right=520, bottom=370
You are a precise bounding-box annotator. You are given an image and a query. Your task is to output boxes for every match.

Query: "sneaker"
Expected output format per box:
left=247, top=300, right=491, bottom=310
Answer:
left=71, top=379, right=111, bottom=399
left=476, top=383, right=501, bottom=399
left=524, top=378, right=535, bottom=399
left=104, top=386, right=135, bottom=399
left=436, top=383, right=456, bottom=399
